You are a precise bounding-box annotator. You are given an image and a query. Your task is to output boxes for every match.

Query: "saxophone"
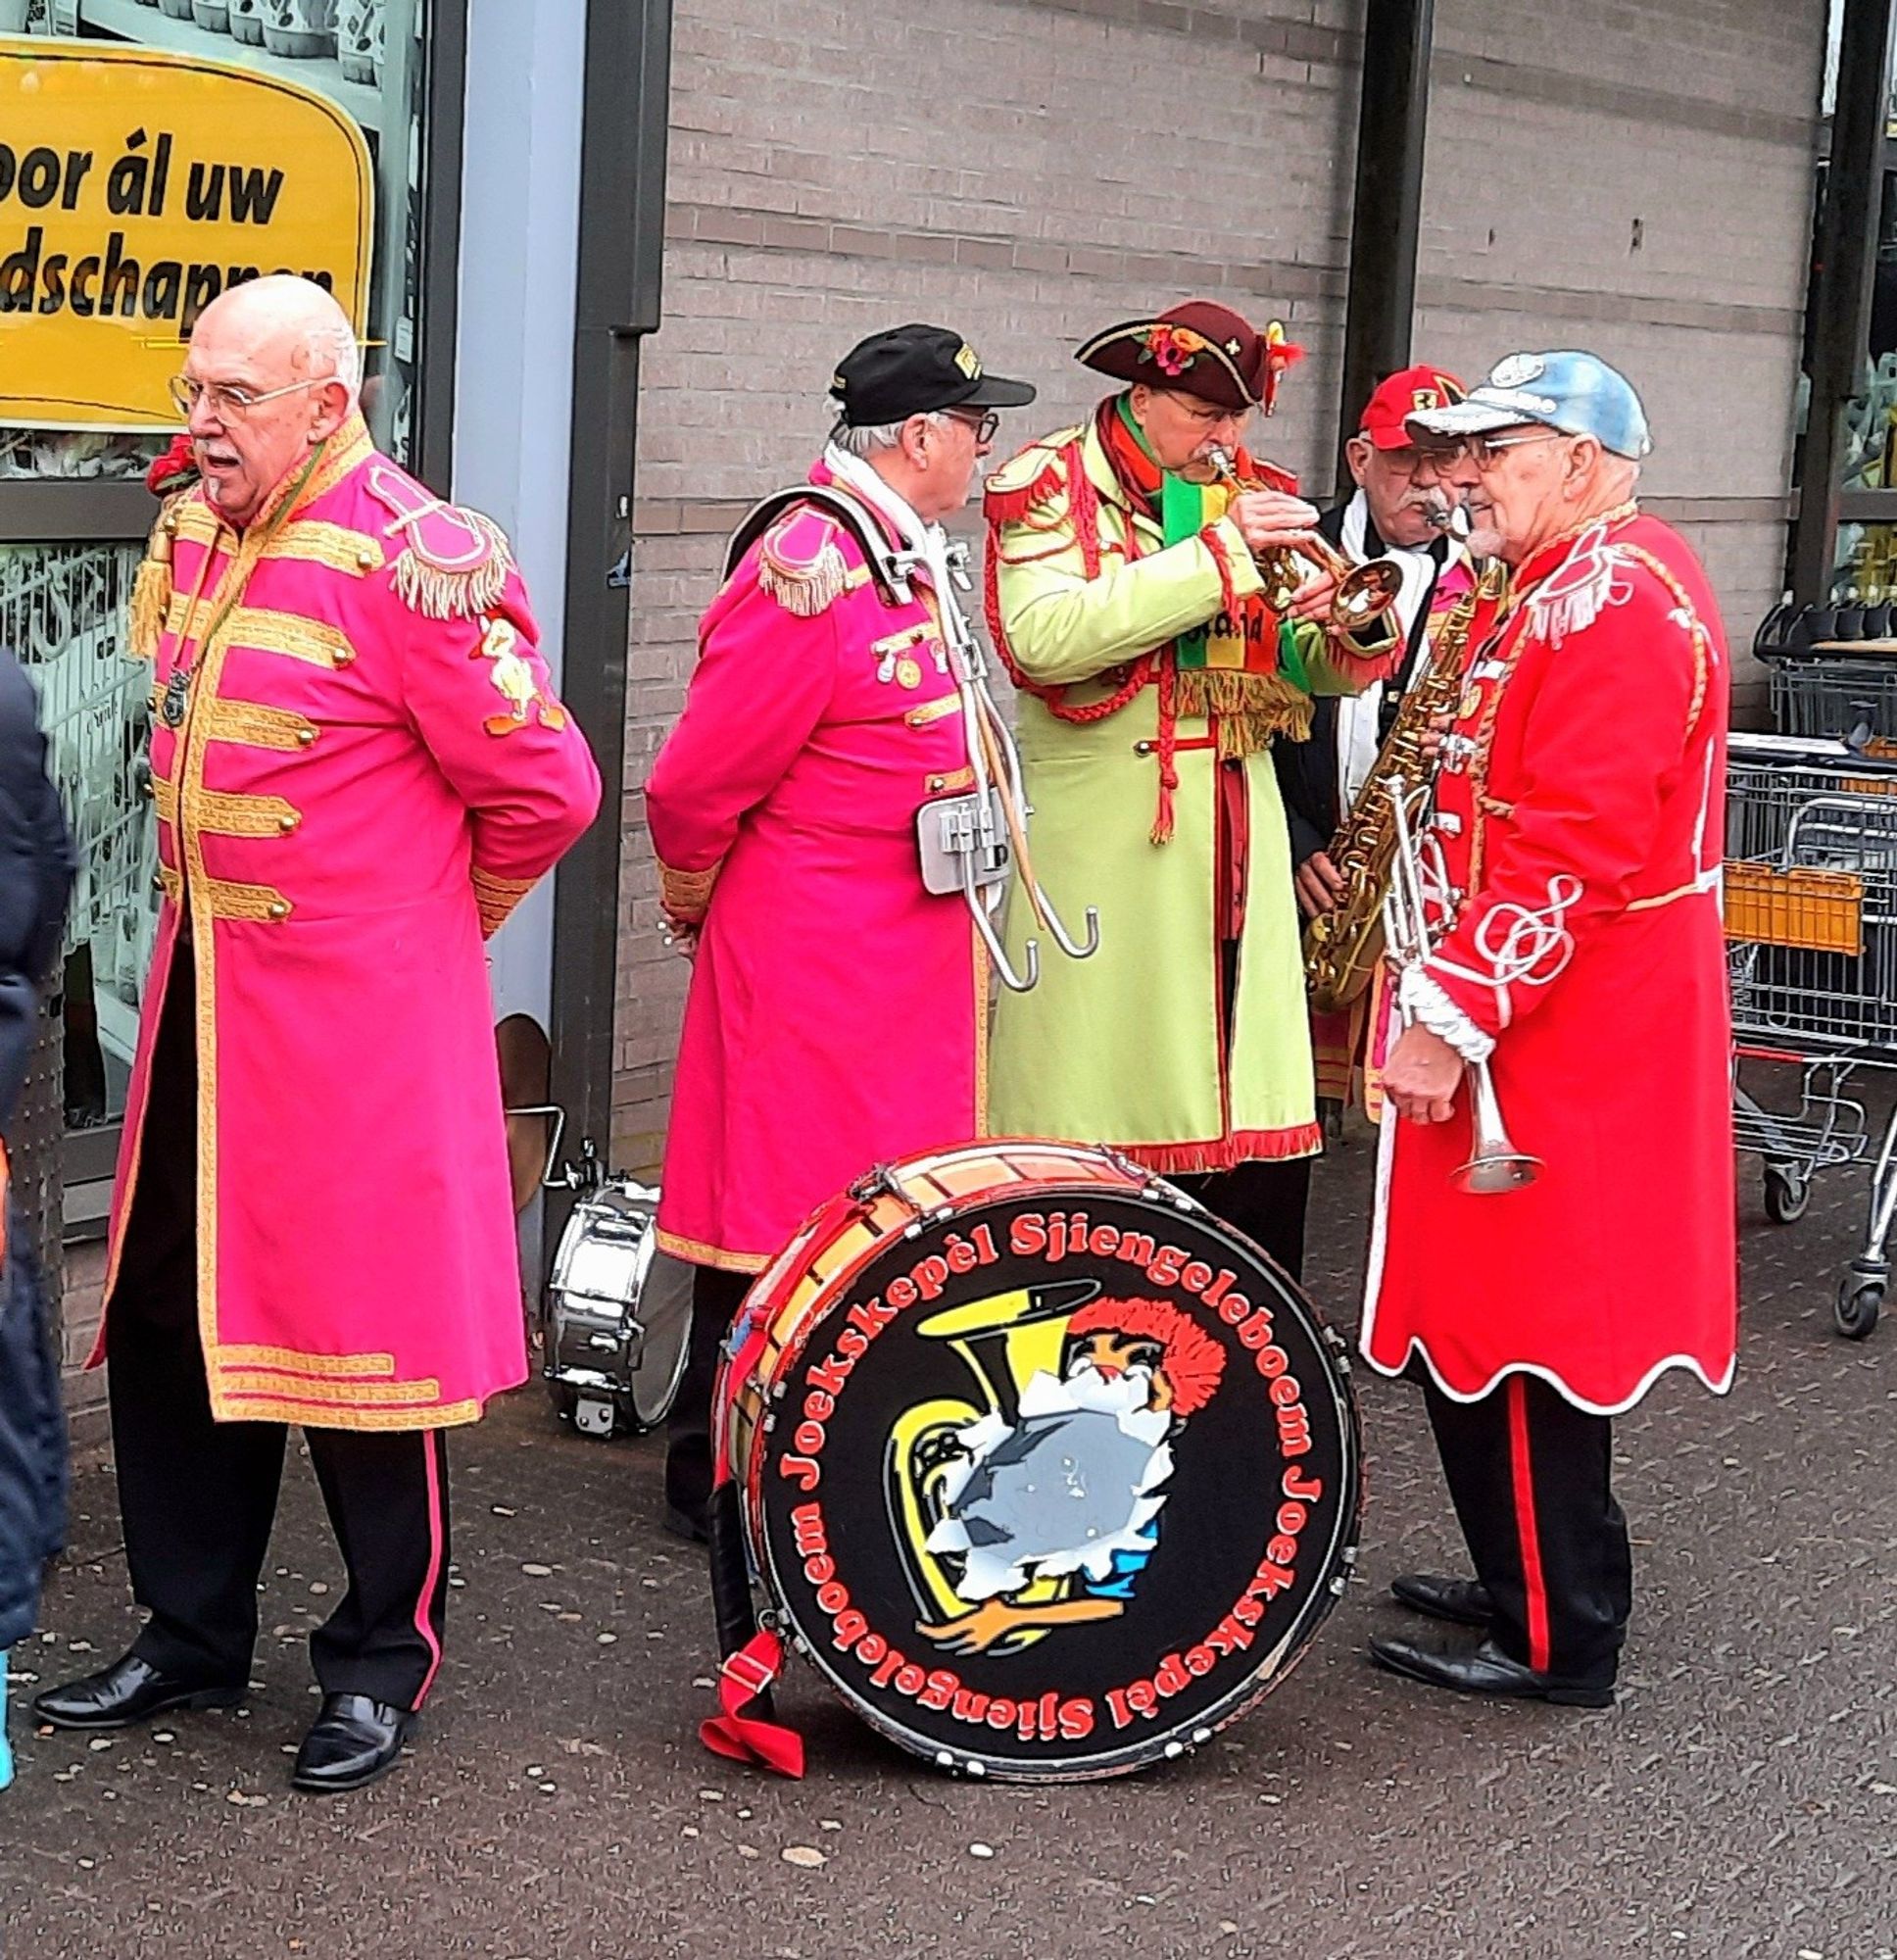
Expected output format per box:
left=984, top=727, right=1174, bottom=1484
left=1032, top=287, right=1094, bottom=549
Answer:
left=1302, top=562, right=1499, bottom=1014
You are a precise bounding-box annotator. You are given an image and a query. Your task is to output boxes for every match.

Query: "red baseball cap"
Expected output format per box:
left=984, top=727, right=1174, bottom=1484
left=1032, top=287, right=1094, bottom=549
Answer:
left=1359, top=365, right=1467, bottom=450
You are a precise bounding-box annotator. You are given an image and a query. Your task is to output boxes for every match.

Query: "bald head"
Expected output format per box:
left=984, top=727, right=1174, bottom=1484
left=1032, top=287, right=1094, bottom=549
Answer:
left=183, top=275, right=363, bottom=528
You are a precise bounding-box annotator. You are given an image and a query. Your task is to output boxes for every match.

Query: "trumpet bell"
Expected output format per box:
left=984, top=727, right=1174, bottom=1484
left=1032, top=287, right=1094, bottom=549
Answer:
left=1451, top=1146, right=1542, bottom=1196
left=1334, top=560, right=1405, bottom=628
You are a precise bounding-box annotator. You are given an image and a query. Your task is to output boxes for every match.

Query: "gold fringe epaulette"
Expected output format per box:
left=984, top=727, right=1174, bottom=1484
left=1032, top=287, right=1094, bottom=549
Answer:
left=756, top=510, right=847, bottom=617
left=389, top=508, right=513, bottom=621
left=365, top=461, right=515, bottom=622
left=128, top=496, right=183, bottom=662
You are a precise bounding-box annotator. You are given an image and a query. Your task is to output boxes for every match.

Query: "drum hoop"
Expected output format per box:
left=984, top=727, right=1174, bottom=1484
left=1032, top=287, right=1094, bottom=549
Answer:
left=745, top=1187, right=1364, bottom=1781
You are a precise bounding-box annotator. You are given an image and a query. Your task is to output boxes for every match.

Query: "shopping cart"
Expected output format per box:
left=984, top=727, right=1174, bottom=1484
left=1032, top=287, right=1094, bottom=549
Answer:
left=1768, top=654, right=1897, bottom=748
left=1726, top=731, right=1897, bottom=1337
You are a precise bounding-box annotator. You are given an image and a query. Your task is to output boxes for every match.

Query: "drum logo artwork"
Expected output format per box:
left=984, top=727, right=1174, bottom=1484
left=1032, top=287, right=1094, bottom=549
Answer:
left=753, top=1190, right=1360, bottom=1778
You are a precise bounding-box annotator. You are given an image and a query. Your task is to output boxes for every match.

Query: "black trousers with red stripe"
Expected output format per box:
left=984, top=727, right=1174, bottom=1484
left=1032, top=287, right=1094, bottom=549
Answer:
left=107, top=952, right=451, bottom=1711
left=1422, top=1372, right=1631, bottom=1686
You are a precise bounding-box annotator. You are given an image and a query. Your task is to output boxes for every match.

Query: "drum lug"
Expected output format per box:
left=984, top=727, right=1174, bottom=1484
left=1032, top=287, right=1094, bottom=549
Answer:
left=574, top=1394, right=615, bottom=1440
left=1329, top=1575, right=1348, bottom=1596
left=1341, top=1544, right=1359, bottom=1565
left=847, top=1163, right=920, bottom=1217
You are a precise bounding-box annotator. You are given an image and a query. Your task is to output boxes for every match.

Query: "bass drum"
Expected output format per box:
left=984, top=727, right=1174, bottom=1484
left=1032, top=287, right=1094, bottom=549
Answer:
left=543, top=1179, right=694, bottom=1440
left=723, top=1141, right=1361, bottom=1781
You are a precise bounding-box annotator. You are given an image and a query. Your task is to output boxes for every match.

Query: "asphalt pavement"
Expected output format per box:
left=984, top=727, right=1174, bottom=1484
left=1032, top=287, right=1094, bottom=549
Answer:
left=4, top=1121, right=1895, bottom=1960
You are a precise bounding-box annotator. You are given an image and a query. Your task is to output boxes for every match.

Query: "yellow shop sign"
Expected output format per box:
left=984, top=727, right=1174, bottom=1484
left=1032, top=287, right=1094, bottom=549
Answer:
left=0, top=35, right=372, bottom=431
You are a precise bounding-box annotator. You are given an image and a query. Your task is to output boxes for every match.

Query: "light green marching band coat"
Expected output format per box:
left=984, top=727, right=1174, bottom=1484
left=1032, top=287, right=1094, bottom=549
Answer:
left=984, top=418, right=1386, bottom=1174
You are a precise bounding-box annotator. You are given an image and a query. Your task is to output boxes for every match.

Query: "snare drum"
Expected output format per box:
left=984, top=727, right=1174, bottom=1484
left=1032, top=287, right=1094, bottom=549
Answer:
left=542, top=1179, right=694, bottom=1440
left=719, top=1141, right=1361, bottom=1781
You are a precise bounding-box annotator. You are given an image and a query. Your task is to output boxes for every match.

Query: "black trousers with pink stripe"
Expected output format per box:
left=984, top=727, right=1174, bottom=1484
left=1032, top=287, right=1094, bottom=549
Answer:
left=106, top=950, right=451, bottom=1712
left=1422, top=1372, right=1631, bottom=1687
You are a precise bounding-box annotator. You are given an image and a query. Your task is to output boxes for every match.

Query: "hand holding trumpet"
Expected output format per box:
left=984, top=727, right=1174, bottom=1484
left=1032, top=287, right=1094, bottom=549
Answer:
left=1224, top=491, right=1342, bottom=623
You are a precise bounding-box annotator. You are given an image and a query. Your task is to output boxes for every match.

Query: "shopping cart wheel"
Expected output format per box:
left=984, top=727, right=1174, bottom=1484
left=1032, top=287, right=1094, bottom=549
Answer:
left=1834, top=1279, right=1883, bottom=1342
left=1762, top=1161, right=1810, bottom=1225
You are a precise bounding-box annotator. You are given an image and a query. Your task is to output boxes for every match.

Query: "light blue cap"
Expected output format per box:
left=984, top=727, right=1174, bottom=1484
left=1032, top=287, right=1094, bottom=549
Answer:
left=1404, top=351, right=1651, bottom=460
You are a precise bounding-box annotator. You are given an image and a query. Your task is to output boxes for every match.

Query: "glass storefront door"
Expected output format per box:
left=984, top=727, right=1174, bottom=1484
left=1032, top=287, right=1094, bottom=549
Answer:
left=1, top=0, right=462, bottom=1228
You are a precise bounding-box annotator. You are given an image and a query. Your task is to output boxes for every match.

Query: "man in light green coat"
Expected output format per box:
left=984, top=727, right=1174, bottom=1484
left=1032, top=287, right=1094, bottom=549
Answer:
left=983, top=301, right=1394, bottom=1278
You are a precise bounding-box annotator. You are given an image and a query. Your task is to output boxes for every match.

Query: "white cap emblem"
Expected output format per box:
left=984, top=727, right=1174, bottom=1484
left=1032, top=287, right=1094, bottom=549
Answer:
left=1489, top=353, right=1545, bottom=389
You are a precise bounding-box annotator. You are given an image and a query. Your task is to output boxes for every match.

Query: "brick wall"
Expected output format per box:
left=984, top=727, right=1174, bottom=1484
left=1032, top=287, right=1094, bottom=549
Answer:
left=611, top=0, right=1827, bottom=1171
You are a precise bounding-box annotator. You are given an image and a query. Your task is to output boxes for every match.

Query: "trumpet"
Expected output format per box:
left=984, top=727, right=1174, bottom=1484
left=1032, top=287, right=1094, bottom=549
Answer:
left=1205, top=446, right=1404, bottom=634
left=1382, top=772, right=1540, bottom=1197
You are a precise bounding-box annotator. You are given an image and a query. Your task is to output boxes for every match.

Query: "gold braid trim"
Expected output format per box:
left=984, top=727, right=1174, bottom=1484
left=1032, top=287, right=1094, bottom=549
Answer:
left=184, top=789, right=302, bottom=840
left=220, top=1371, right=447, bottom=1407
left=219, top=1344, right=396, bottom=1378
left=224, top=607, right=357, bottom=670
left=267, top=519, right=385, bottom=577
left=210, top=1387, right=485, bottom=1432
left=170, top=499, right=223, bottom=549
left=658, top=857, right=720, bottom=925
left=202, top=700, right=319, bottom=753
left=472, top=864, right=536, bottom=939
left=905, top=696, right=961, bottom=728
left=196, top=876, right=294, bottom=923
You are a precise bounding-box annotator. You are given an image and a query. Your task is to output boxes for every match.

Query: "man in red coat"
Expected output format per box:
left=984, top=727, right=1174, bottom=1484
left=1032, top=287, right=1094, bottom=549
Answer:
left=1361, top=352, right=1736, bottom=1706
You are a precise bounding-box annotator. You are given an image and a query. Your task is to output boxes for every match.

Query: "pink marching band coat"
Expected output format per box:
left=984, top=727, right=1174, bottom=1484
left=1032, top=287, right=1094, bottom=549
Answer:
left=94, top=414, right=601, bottom=1430
left=1361, top=510, right=1738, bottom=1415
left=646, top=466, right=985, bottom=1273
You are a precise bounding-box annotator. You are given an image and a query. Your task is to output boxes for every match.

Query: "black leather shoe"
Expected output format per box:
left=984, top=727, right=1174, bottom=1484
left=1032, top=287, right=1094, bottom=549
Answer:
left=1369, top=1632, right=1615, bottom=1707
left=290, top=1693, right=416, bottom=1795
left=1390, top=1572, right=1494, bottom=1627
left=32, top=1652, right=245, bottom=1732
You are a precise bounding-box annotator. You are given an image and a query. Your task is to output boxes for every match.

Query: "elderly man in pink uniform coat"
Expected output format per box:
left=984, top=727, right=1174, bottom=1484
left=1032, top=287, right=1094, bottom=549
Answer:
left=34, top=277, right=600, bottom=1794
left=646, top=324, right=1037, bottom=1541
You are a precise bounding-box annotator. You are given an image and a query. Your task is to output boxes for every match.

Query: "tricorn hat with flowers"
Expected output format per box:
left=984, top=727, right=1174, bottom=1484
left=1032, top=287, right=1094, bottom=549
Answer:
left=1075, top=300, right=1303, bottom=415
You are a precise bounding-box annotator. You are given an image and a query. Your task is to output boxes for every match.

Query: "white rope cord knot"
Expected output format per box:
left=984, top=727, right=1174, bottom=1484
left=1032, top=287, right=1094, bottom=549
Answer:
left=1429, top=874, right=1581, bottom=1027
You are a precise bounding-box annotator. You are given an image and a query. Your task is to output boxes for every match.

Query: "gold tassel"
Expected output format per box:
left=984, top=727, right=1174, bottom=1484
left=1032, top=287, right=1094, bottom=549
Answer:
left=127, top=503, right=178, bottom=662
left=758, top=540, right=846, bottom=617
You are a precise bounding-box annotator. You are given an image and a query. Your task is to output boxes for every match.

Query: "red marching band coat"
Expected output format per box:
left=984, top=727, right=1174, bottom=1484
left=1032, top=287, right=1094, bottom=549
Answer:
left=1361, top=511, right=1737, bottom=1415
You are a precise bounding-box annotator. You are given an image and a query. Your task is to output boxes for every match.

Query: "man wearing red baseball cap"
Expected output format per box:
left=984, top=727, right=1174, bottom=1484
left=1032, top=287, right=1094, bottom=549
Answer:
left=1273, top=364, right=1476, bottom=1123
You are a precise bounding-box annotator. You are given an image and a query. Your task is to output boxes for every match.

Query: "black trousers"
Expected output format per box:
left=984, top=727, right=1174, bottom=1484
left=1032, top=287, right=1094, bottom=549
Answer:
left=1171, top=1155, right=1312, bottom=1284
left=108, top=954, right=451, bottom=1710
left=1422, top=1373, right=1631, bottom=1686
left=665, top=1264, right=753, bottom=1525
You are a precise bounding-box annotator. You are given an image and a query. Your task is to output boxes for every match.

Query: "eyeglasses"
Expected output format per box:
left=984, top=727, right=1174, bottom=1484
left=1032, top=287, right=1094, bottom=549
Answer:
left=1461, top=429, right=1570, bottom=468
left=941, top=408, right=1000, bottom=445
left=168, top=372, right=334, bottom=422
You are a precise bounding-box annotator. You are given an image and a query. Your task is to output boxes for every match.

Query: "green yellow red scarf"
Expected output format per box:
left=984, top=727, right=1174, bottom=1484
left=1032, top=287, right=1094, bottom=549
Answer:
left=1096, top=396, right=1311, bottom=751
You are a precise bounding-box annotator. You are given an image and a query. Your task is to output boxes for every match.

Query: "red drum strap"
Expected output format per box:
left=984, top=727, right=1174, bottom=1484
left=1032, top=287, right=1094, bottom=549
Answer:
left=699, top=1629, right=804, bottom=1778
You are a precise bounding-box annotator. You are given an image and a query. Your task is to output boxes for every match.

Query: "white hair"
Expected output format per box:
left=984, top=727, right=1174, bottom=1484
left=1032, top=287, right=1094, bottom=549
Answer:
left=829, top=412, right=948, bottom=459
left=301, top=314, right=363, bottom=407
